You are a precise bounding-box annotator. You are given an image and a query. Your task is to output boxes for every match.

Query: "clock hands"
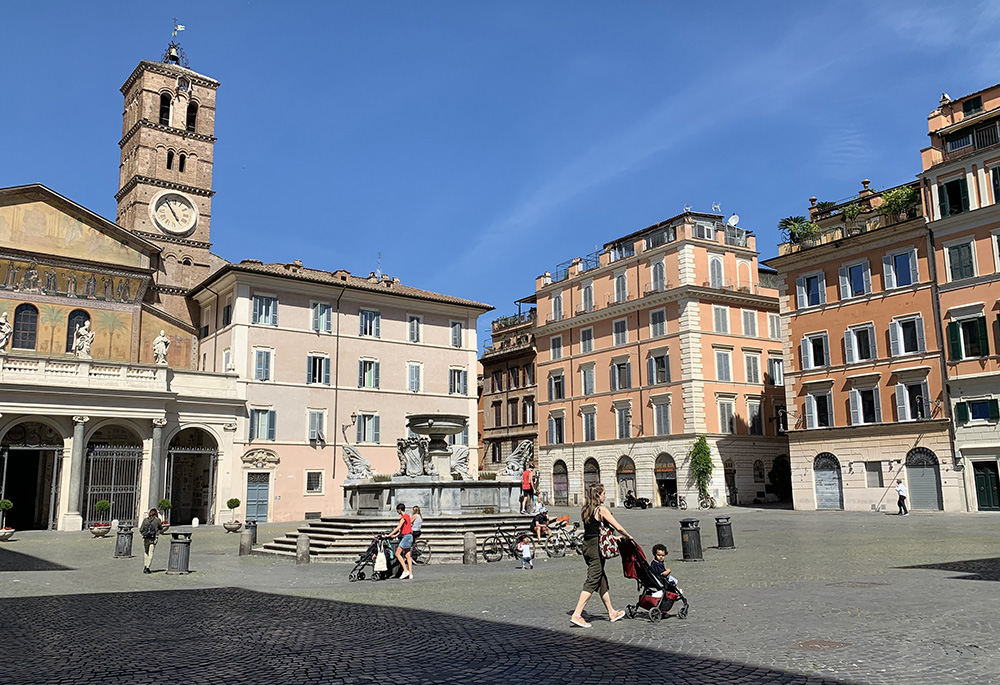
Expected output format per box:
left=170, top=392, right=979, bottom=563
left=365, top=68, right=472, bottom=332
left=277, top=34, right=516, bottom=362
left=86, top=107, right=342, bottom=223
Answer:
left=167, top=202, right=180, bottom=223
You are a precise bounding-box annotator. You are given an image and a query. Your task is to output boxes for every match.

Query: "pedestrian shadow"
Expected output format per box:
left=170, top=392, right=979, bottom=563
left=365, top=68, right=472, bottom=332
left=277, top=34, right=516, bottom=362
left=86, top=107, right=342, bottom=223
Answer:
left=898, top=557, right=1000, bottom=582
left=0, top=587, right=860, bottom=685
left=0, top=547, right=73, bottom=572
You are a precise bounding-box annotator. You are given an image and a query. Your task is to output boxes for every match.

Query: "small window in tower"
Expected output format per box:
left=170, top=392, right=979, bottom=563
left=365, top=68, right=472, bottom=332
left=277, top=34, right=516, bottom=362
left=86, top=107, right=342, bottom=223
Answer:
left=186, top=102, right=198, bottom=132
left=159, top=93, right=171, bottom=125
left=182, top=258, right=193, bottom=266
left=166, top=150, right=174, bottom=170
left=178, top=154, right=186, bottom=173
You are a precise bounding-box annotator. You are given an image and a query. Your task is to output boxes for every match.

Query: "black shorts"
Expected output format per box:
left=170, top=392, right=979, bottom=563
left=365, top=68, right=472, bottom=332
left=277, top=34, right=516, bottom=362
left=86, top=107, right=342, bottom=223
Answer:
left=521, top=488, right=534, bottom=498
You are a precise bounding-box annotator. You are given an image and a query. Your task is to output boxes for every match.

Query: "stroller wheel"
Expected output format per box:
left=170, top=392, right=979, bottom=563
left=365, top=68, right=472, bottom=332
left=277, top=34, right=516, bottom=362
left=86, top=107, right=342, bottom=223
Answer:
left=349, top=572, right=357, bottom=582
left=625, top=605, right=637, bottom=619
left=679, top=604, right=689, bottom=619
left=649, top=607, right=661, bottom=623
left=357, top=571, right=366, bottom=581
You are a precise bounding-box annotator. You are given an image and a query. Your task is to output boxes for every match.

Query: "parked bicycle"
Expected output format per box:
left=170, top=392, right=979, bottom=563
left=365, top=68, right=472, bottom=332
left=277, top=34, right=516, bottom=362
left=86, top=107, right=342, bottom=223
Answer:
left=411, top=537, right=431, bottom=565
left=544, top=521, right=585, bottom=557
left=698, top=495, right=717, bottom=510
left=667, top=494, right=688, bottom=510
left=482, top=524, right=527, bottom=563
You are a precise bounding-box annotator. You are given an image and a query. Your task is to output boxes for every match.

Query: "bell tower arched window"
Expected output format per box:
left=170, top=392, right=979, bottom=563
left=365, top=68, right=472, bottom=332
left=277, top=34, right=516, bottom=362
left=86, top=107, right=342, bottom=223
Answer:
left=186, top=102, right=198, bottom=132
left=65, top=310, right=90, bottom=353
left=166, top=150, right=174, bottom=170
left=12, top=304, right=38, bottom=350
left=178, top=154, right=186, bottom=173
left=159, top=93, right=172, bottom=126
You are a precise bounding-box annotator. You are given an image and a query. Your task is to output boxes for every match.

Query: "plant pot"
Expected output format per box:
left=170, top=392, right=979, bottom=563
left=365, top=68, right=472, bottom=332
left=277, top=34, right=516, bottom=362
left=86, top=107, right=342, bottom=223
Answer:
left=160, top=522, right=170, bottom=533
left=89, top=524, right=112, bottom=538
left=223, top=521, right=243, bottom=533
left=0, top=528, right=14, bottom=542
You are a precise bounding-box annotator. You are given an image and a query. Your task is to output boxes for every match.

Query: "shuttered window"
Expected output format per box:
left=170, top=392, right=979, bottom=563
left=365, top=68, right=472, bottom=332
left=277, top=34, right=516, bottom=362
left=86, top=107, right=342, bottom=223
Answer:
left=252, top=296, right=278, bottom=325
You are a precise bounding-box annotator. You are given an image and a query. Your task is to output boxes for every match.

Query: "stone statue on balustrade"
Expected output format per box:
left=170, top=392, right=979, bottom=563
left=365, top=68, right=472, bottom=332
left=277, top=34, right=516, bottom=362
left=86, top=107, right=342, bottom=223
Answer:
left=394, top=437, right=436, bottom=478
left=153, top=330, right=170, bottom=365
left=342, top=443, right=375, bottom=482
left=0, top=312, right=11, bottom=352
left=72, top=320, right=94, bottom=359
left=450, top=446, right=472, bottom=480
left=502, top=439, right=533, bottom=477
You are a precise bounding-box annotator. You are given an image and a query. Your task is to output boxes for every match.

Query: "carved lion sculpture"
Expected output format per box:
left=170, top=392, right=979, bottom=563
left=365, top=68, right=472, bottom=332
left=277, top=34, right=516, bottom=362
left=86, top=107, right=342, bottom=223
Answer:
left=342, top=443, right=374, bottom=481
left=450, top=446, right=471, bottom=480
left=503, top=439, right=533, bottom=476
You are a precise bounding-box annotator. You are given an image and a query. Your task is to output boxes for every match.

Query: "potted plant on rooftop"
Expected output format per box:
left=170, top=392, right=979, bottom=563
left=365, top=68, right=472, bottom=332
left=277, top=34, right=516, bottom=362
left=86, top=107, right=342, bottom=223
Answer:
left=90, top=500, right=112, bottom=537
left=0, top=499, right=13, bottom=541
left=158, top=498, right=172, bottom=532
left=223, top=497, right=242, bottom=533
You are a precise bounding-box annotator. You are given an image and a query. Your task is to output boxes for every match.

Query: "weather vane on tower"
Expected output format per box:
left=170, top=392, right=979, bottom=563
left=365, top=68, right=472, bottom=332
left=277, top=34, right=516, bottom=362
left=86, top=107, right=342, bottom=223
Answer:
left=162, top=19, right=190, bottom=67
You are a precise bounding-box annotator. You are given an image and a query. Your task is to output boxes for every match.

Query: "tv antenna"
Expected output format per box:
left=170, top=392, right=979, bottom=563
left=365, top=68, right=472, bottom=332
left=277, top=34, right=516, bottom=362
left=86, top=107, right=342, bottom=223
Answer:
left=683, top=204, right=692, bottom=212
left=375, top=252, right=382, bottom=279
left=712, top=202, right=721, bottom=213
left=727, top=214, right=740, bottom=227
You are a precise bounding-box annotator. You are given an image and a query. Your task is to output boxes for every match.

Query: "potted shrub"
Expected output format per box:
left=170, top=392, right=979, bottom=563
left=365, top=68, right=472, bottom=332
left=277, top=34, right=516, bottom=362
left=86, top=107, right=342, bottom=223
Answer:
left=0, top=499, right=13, bottom=541
left=90, top=500, right=112, bottom=537
left=158, top=498, right=172, bottom=531
left=223, top=497, right=242, bottom=532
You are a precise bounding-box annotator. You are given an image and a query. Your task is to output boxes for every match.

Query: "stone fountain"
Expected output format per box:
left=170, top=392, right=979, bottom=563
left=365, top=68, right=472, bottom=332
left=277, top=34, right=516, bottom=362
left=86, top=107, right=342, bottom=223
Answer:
left=341, top=413, right=527, bottom=516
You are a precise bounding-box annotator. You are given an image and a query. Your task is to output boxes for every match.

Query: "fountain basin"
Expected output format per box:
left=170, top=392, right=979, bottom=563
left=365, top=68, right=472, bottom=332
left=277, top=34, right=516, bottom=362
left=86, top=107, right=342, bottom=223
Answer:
left=344, top=479, right=521, bottom=516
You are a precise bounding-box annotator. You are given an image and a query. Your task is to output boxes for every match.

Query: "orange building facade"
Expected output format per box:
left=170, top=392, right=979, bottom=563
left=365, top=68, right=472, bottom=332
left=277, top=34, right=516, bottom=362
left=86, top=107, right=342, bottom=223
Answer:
left=534, top=213, right=789, bottom=508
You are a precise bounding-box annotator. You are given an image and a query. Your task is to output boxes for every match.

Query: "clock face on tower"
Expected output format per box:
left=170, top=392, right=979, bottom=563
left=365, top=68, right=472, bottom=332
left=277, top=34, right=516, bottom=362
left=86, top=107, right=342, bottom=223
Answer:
left=151, top=192, right=197, bottom=235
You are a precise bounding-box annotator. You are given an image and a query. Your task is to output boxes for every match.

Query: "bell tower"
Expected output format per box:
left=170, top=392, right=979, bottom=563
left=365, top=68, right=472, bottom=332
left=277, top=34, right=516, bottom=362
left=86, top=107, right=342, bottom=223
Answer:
left=115, top=42, right=221, bottom=325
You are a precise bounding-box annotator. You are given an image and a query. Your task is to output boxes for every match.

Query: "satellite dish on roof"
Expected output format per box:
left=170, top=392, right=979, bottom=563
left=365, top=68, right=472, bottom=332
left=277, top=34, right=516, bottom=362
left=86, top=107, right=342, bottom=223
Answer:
left=727, top=214, right=740, bottom=227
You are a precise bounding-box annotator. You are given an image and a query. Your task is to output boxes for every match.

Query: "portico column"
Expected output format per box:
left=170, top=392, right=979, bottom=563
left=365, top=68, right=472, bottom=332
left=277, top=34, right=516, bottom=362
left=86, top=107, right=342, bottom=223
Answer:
left=66, top=415, right=90, bottom=521
left=148, top=418, right=168, bottom=510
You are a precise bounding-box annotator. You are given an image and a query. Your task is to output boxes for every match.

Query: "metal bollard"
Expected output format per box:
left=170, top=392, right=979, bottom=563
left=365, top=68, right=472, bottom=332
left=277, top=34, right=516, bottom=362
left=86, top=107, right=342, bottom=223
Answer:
left=679, top=518, right=703, bottom=561
left=239, top=529, right=253, bottom=557
left=114, top=524, right=134, bottom=558
left=245, top=519, right=258, bottom=545
left=715, top=515, right=735, bottom=550
left=166, top=531, right=193, bottom=575
left=296, top=534, right=311, bottom=565
left=463, top=531, right=477, bottom=564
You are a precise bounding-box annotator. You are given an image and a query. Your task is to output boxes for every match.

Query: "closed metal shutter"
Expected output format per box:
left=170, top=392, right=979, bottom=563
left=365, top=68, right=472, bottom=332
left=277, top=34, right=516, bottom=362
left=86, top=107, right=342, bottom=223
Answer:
left=906, top=465, right=942, bottom=510
left=815, top=468, right=843, bottom=509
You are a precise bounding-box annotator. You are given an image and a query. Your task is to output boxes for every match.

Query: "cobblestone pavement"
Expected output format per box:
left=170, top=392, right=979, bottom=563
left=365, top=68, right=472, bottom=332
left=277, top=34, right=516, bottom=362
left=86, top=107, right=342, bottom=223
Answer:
left=2, top=507, right=999, bottom=684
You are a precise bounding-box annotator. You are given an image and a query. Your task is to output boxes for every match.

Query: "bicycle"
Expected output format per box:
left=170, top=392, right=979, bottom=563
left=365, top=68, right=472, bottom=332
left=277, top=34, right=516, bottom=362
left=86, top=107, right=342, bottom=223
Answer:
left=482, top=524, right=526, bottom=563
left=667, top=494, right=688, bottom=510
left=544, top=521, right=584, bottom=557
left=411, top=536, right=431, bottom=565
left=698, top=495, right=717, bottom=510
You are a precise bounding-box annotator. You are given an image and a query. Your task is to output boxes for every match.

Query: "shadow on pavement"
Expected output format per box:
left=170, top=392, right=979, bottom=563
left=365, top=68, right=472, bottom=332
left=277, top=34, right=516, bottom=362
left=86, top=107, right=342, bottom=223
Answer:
left=898, top=557, right=1000, bottom=581
left=0, top=547, right=73, bottom=572
left=0, top=587, right=856, bottom=685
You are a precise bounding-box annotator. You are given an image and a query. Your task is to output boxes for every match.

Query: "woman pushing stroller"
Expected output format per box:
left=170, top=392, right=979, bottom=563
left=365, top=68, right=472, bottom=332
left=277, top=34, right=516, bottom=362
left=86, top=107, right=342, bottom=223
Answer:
left=570, top=482, right=632, bottom=628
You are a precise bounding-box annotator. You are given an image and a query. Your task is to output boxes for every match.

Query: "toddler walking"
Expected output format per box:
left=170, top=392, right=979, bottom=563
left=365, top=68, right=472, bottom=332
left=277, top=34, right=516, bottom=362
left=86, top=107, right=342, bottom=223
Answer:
left=518, top=534, right=534, bottom=570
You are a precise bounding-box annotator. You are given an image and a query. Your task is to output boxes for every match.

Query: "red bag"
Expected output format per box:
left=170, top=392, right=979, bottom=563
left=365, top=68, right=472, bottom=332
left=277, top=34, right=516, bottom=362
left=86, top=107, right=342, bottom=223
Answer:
left=599, top=522, right=620, bottom=559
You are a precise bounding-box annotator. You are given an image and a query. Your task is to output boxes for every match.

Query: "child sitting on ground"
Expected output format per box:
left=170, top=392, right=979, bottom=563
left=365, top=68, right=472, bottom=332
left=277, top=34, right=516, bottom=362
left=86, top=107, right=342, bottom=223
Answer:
left=650, top=543, right=678, bottom=587
left=518, top=534, right=534, bottom=570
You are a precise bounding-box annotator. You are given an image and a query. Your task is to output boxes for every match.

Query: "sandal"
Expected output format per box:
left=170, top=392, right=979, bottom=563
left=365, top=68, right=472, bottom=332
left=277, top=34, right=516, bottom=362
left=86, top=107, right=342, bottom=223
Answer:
left=610, top=610, right=626, bottom=623
left=570, top=615, right=592, bottom=628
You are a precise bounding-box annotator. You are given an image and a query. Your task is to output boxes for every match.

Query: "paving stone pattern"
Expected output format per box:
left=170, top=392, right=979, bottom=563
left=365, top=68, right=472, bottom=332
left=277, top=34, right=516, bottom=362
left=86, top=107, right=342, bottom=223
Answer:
left=2, top=507, right=999, bottom=684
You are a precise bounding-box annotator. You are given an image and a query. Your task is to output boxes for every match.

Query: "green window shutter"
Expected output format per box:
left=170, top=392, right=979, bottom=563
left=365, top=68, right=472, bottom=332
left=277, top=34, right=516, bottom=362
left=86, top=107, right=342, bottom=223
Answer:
left=989, top=399, right=1000, bottom=422
left=956, top=402, right=969, bottom=423
left=938, top=186, right=949, bottom=218
left=948, top=322, right=962, bottom=360
left=959, top=177, right=970, bottom=213
left=977, top=316, right=990, bottom=356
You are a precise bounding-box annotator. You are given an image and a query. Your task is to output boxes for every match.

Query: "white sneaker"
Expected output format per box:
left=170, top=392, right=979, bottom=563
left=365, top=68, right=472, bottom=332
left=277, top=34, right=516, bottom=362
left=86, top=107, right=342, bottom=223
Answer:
left=400, top=571, right=410, bottom=579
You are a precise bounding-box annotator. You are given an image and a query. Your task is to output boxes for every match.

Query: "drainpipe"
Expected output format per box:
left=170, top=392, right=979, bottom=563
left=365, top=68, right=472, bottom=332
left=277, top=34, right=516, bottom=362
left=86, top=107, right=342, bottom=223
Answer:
left=331, top=286, right=347, bottom=483
left=203, top=285, right=221, bottom=372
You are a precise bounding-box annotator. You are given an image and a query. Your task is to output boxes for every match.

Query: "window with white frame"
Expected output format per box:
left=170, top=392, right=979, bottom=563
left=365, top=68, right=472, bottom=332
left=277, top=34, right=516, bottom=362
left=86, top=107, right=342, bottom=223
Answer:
left=408, top=315, right=421, bottom=343
left=614, top=274, right=628, bottom=303
left=845, top=324, right=878, bottom=363
left=616, top=405, right=631, bottom=439
left=748, top=400, right=762, bottom=434
left=610, top=359, right=632, bottom=390
left=694, top=221, right=716, bottom=241
left=709, top=257, right=724, bottom=288
left=223, top=348, right=232, bottom=372
left=939, top=176, right=970, bottom=218
left=307, top=354, right=331, bottom=385
left=249, top=408, right=276, bottom=441
left=850, top=385, right=882, bottom=425
left=948, top=316, right=990, bottom=360
left=254, top=348, right=273, bottom=381
left=718, top=399, right=735, bottom=433
left=552, top=293, right=563, bottom=322
left=548, top=373, right=565, bottom=400
left=649, top=353, right=669, bottom=384
left=713, top=306, right=729, bottom=333
left=946, top=240, right=976, bottom=281
left=768, top=313, right=781, bottom=340
left=356, top=413, right=380, bottom=443
left=804, top=391, right=833, bottom=428
left=613, top=318, right=628, bottom=345
left=654, top=399, right=670, bottom=435
left=582, top=410, right=596, bottom=442
left=359, top=309, right=381, bottom=337
left=796, top=272, right=826, bottom=308
left=955, top=398, right=1000, bottom=423
left=883, top=249, right=918, bottom=289
left=839, top=259, right=871, bottom=299
left=651, top=262, right=666, bottom=292
left=742, top=310, right=757, bottom=337
left=581, top=365, right=595, bottom=396
left=767, top=357, right=784, bottom=386
left=407, top=363, right=421, bottom=393
left=451, top=321, right=463, bottom=347
left=800, top=333, right=830, bottom=369
left=449, top=368, right=469, bottom=395
left=889, top=316, right=925, bottom=356
left=307, top=409, right=326, bottom=442
left=650, top=309, right=666, bottom=337
left=715, top=349, right=732, bottom=382
left=311, top=302, right=332, bottom=333
left=744, top=353, right=760, bottom=384
left=896, top=380, right=930, bottom=421
left=582, top=284, right=594, bottom=313
left=551, top=335, right=563, bottom=360
left=305, top=470, right=324, bottom=494
left=252, top=295, right=278, bottom=325
left=580, top=327, right=594, bottom=353
left=522, top=398, right=534, bottom=424
left=547, top=414, right=565, bottom=444
left=358, top=359, right=380, bottom=388
left=610, top=242, right=634, bottom=261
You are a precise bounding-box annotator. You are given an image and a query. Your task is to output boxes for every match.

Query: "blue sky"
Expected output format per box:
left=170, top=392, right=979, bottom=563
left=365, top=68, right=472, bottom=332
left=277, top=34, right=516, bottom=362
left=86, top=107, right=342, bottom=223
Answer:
left=4, top=2, right=1000, bottom=349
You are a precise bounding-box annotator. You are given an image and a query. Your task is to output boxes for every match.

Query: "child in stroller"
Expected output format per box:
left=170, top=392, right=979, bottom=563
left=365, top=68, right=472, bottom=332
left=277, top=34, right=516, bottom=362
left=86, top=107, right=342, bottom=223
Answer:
left=618, top=537, right=689, bottom=622
left=348, top=533, right=402, bottom=582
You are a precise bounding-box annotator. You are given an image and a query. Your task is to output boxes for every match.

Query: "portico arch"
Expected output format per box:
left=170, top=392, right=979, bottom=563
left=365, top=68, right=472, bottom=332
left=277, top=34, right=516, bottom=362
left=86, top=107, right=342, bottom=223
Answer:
left=166, top=427, right=220, bottom=525
left=0, top=420, right=66, bottom=530
left=615, top=456, right=636, bottom=503
left=84, top=423, right=143, bottom=526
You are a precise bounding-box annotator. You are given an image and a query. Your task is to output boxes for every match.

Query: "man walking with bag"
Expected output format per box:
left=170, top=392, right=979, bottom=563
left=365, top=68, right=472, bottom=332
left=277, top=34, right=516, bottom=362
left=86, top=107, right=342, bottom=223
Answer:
left=139, top=508, right=164, bottom=573
left=895, top=479, right=909, bottom=516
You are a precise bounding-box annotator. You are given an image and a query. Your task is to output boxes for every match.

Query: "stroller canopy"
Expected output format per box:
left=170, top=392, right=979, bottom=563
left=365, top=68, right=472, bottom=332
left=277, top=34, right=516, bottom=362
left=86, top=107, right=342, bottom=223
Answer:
left=618, top=537, right=664, bottom=591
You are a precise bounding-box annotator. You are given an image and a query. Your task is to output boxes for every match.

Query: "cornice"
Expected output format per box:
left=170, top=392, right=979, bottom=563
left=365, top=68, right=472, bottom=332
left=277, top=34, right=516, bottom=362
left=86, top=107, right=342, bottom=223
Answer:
left=129, top=230, right=212, bottom=250
left=119, top=119, right=216, bottom=149
left=120, top=60, right=220, bottom=95
left=115, top=176, right=215, bottom=201
left=150, top=284, right=190, bottom=296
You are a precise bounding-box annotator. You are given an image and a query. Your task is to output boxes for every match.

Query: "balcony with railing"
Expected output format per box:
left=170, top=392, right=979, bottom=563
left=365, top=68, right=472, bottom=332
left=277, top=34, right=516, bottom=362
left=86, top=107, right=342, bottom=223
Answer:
left=492, top=308, right=536, bottom=334
left=481, top=333, right=535, bottom=359
left=777, top=206, right=922, bottom=256
left=643, top=281, right=672, bottom=296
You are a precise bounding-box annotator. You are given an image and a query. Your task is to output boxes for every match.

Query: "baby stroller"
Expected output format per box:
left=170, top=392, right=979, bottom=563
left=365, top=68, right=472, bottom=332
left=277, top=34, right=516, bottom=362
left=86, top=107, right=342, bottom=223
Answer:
left=618, top=538, right=689, bottom=622
left=349, top=534, right=401, bottom=582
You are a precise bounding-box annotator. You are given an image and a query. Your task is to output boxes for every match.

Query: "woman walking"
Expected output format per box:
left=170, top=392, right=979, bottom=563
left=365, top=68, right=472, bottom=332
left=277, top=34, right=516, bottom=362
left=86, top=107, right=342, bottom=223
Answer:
left=387, top=502, right=415, bottom=580
left=411, top=506, right=423, bottom=541
left=570, top=482, right=631, bottom=628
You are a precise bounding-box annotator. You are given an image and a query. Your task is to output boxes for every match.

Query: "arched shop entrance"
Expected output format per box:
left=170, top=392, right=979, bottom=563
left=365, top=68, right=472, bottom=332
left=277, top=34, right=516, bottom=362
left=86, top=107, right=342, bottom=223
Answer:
left=166, top=428, right=219, bottom=525
left=813, top=453, right=844, bottom=510
left=84, top=424, right=143, bottom=526
left=905, top=448, right=942, bottom=511
left=616, top=456, right=636, bottom=503
left=552, top=460, right=569, bottom=506
left=0, top=421, right=64, bottom=530
left=655, top=453, right=677, bottom=506
left=724, top=460, right=737, bottom=504
left=583, top=458, right=601, bottom=493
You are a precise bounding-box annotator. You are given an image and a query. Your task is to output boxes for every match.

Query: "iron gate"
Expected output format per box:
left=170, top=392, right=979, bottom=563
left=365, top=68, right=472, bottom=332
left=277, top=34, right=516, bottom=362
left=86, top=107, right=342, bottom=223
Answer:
left=83, top=445, right=143, bottom=526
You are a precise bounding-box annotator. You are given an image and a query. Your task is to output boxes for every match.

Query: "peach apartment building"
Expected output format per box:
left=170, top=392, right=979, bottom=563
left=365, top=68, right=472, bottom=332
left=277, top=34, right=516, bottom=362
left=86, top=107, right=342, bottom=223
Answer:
left=920, top=86, right=1000, bottom=512
left=765, top=181, right=960, bottom=512
left=190, top=262, right=491, bottom=522
left=533, top=212, right=789, bottom=508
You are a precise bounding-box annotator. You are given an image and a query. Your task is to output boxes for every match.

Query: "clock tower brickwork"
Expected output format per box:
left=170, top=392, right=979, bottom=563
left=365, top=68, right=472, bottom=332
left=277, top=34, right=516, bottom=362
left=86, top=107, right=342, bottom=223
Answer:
left=116, top=54, right=226, bottom=326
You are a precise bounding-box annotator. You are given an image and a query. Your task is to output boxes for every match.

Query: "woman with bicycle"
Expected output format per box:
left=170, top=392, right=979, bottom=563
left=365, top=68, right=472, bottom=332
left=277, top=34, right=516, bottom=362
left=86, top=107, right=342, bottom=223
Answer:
left=570, top=482, right=631, bottom=628
left=387, top=502, right=414, bottom=580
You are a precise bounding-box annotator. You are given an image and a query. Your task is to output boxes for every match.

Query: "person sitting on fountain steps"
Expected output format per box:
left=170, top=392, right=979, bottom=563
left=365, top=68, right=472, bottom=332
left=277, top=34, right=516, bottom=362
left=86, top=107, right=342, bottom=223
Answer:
left=388, top=502, right=415, bottom=580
